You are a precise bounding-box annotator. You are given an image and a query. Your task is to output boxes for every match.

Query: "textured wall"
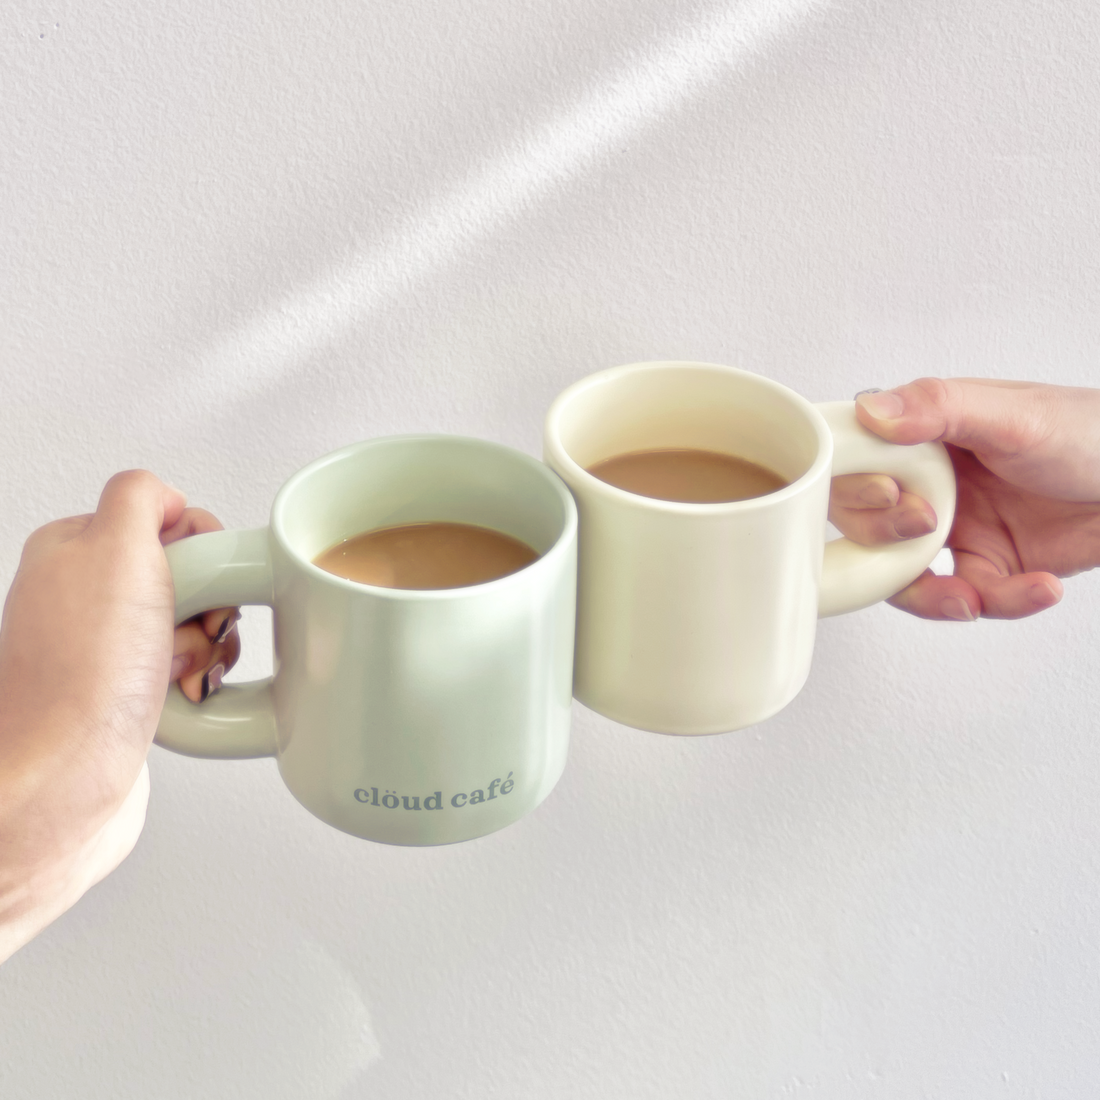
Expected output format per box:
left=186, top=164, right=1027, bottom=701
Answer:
left=2, top=0, right=1099, bottom=1095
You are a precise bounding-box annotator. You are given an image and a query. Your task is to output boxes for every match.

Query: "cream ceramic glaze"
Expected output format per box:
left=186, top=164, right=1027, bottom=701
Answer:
left=155, top=436, right=578, bottom=846
left=543, top=362, right=956, bottom=735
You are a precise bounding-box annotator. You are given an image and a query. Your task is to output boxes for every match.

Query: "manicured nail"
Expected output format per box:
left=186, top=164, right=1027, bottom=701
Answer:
left=856, top=390, right=905, bottom=420
left=941, top=596, right=976, bottom=621
left=214, top=612, right=241, bottom=644
left=1029, top=582, right=1061, bottom=607
left=200, top=663, right=225, bottom=702
left=894, top=511, right=936, bottom=539
left=170, top=654, right=188, bottom=680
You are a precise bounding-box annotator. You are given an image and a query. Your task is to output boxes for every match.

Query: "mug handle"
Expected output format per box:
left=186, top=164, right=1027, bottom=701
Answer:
left=815, top=401, right=957, bottom=618
left=154, top=528, right=278, bottom=759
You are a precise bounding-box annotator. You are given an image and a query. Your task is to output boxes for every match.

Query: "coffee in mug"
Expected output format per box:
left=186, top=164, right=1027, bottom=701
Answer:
left=313, top=521, right=539, bottom=590
left=586, top=448, right=788, bottom=503
left=544, top=361, right=957, bottom=735
left=155, top=435, right=577, bottom=846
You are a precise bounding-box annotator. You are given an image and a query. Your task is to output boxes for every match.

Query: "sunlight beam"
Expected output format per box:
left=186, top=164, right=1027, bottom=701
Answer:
left=192, top=0, right=834, bottom=400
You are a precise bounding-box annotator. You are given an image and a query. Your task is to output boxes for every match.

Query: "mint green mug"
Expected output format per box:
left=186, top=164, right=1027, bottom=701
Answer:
left=155, top=436, right=578, bottom=846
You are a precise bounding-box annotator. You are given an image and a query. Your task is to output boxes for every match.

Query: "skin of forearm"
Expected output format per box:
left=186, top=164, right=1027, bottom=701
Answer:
left=0, top=703, right=127, bottom=964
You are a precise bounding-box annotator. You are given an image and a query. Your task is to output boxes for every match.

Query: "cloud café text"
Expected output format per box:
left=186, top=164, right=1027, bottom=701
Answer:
left=354, top=772, right=515, bottom=811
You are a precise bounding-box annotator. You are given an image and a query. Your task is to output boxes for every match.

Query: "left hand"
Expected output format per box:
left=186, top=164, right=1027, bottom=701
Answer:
left=828, top=471, right=939, bottom=548
left=831, top=379, right=1100, bottom=621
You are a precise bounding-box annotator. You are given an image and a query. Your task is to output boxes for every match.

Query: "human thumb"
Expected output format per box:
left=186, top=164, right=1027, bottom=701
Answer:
left=854, top=377, right=1046, bottom=457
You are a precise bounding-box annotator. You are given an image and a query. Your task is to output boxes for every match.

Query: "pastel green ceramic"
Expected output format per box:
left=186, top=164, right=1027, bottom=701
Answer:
left=155, top=435, right=578, bottom=846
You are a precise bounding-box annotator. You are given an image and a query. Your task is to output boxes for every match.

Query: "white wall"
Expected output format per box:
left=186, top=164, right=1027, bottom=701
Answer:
left=2, top=0, right=1099, bottom=1095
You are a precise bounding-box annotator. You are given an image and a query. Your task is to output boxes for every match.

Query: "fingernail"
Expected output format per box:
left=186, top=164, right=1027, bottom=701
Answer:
left=214, top=612, right=241, bottom=644
left=1029, top=582, right=1061, bottom=607
left=941, top=596, right=976, bottom=622
left=854, top=388, right=883, bottom=397
left=894, top=511, right=936, bottom=539
left=170, top=654, right=188, bottom=680
left=200, top=663, right=225, bottom=702
left=856, top=390, right=905, bottom=420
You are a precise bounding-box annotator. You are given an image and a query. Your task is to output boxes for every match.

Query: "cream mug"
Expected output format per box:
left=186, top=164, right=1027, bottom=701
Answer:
left=155, top=435, right=578, bottom=845
left=543, top=361, right=956, bottom=735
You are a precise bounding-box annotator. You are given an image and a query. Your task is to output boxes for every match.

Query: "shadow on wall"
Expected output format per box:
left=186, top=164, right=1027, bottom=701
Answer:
left=184, top=0, right=834, bottom=412
left=0, top=875, right=379, bottom=1100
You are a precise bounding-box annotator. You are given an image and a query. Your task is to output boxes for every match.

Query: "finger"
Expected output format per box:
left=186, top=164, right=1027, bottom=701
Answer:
left=200, top=606, right=242, bottom=642
left=159, top=506, right=225, bottom=546
left=170, top=621, right=215, bottom=685
left=177, top=623, right=242, bottom=704
left=830, top=490, right=937, bottom=546
left=830, top=473, right=900, bottom=510
left=886, top=569, right=982, bottom=621
left=173, top=617, right=242, bottom=689
left=887, top=557, right=1065, bottom=621
left=854, top=377, right=1057, bottom=455
left=951, top=550, right=1064, bottom=619
left=90, top=470, right=188, bottom=541
left=158, top=509, right=239, bottom=641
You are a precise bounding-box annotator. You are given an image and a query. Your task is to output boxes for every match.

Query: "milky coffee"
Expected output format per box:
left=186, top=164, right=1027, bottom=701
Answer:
left=586, top=448, right=788, bottom=503
left=313, top=521, right=539, bottom=590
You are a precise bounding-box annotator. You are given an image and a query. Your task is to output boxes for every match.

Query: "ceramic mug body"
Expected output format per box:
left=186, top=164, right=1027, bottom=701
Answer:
left=156, top=436, right=578, bottom=846
left=544, top=362, right=956, bottom=735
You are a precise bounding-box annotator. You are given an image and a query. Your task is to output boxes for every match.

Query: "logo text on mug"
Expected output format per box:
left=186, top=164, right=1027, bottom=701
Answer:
left=354, top=772, right=515, bottom=810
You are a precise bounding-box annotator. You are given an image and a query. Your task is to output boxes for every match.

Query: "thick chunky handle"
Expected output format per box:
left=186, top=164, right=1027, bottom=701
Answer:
left=816, top=401, right=956, bottom=618
left=154, top=527, right=278, bottom=759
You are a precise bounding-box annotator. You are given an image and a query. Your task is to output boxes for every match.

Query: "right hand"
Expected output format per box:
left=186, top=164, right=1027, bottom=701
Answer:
left=0, top=471, right=241, bottom=963
left=832, top=378, right=1100, bottom=620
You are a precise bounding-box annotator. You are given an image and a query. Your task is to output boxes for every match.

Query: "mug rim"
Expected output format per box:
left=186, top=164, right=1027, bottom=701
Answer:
left=543, top=360, right=835, bottom=513
left=269, top=433, right=578, bottom=600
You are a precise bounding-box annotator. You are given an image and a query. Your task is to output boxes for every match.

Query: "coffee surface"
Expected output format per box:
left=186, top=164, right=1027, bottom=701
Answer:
left=586, top=447, right=788, bottom=503
left=313, top=521, right=539, bottom=590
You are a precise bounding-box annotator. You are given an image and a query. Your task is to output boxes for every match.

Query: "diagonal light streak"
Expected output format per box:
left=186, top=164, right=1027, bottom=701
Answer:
left=193, top=0, right=834, bottom=400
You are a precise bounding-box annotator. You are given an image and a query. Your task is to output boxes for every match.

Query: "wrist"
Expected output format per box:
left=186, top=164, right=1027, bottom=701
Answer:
left=0, top=709, right=149, bottom=965
left=0, top=848, right=90, bottom=965
left=0, top=773, right=148, bottom=965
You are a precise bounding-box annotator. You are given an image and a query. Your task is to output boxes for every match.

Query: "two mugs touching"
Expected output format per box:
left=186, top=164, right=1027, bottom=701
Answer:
left=157, top=362, right=956, bottom=846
